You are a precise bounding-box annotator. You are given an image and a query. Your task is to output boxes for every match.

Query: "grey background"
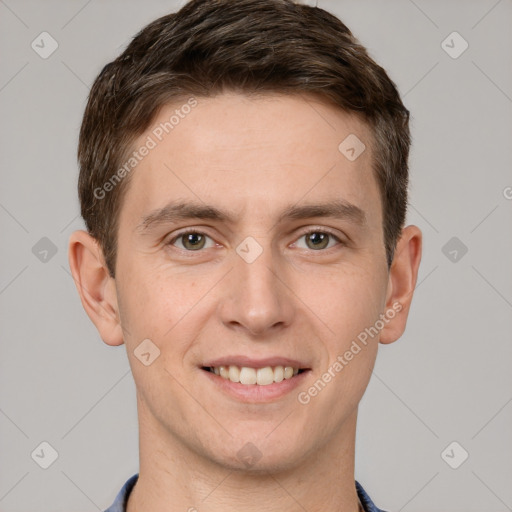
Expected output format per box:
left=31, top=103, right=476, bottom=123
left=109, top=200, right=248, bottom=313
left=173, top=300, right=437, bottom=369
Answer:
left=0, top=0, right=511, bottom=511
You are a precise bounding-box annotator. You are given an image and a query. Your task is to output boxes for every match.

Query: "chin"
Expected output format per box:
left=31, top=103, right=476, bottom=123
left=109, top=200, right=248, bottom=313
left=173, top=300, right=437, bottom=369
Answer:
left=207, top=435, right=310, bottom=475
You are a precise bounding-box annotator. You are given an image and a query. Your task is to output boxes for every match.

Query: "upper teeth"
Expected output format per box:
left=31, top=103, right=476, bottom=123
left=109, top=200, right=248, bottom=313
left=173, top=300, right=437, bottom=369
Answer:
left=210, top=365, right=300, bottom=385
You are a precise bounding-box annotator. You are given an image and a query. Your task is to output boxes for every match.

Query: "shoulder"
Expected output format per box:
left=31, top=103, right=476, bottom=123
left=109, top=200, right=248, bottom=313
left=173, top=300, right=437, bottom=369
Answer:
left=355, top=480, right=389, bottom=512
left=103, top=473, right=139, bottom=512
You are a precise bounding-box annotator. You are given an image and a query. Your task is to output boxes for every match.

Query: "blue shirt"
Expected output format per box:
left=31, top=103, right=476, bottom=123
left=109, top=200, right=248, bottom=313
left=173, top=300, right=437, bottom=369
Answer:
left=104, top=473, right=387, bottom=512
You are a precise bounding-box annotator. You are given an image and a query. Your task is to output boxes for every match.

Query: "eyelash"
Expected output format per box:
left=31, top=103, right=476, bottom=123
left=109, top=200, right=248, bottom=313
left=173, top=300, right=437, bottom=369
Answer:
left=167, top=228, right=344, bottom=253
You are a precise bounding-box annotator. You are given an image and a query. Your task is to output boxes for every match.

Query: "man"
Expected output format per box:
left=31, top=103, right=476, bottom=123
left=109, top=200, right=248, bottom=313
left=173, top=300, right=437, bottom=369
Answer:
left=68, top=1, right=422, bottom=510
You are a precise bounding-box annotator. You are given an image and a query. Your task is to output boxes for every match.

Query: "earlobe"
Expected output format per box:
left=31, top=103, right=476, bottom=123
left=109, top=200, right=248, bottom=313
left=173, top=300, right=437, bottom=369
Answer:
left=68, top=230, right=124, bottom=346
left=379, top=225, right=422, bottom=345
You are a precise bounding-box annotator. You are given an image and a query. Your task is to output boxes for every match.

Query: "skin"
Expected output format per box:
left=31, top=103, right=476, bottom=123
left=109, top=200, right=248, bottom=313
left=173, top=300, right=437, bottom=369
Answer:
left=69, top=92, right=421, bottom=512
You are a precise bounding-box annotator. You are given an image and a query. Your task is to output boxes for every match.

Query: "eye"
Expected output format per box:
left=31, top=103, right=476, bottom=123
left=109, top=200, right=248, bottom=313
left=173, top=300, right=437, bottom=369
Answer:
left=167, top=228, right=343, bottom=253
left=293, top=229, right=342, bottom=251
left=169, top=230, right=216, bottom=251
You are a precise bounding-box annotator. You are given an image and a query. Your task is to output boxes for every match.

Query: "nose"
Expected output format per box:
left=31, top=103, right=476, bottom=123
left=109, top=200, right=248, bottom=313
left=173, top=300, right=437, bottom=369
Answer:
left=217, top=241, right=295, bottom=338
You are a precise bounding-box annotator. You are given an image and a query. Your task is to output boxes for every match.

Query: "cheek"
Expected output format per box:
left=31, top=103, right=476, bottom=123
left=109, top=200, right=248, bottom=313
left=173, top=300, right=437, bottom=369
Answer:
left=117, top=262, right=210, bottom=366
left=301, top=271, right=383, bottom=414
left=302, top=266, right=385, bottom=402
left=297, top=262, right=387, bottom=346
left=117, top=271, right=196, bottom=405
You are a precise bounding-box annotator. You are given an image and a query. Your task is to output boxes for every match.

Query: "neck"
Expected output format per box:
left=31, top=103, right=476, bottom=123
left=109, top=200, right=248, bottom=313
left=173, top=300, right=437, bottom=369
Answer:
left=127, top=397, right=361, bottom=512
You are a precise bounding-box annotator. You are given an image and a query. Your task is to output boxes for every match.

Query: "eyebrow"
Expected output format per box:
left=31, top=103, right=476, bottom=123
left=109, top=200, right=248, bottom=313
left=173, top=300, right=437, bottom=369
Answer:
left=135, top=199, right=366, bottom=233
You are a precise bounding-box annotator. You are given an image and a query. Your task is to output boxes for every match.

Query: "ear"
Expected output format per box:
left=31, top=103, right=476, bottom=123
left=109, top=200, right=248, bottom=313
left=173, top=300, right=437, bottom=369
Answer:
left=67, top=230, right=124, bottom=346
left=379, top=225, right=422, bottom=344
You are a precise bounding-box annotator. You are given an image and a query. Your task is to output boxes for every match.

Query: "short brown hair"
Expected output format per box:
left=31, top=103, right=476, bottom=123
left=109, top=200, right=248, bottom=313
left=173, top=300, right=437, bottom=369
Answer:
left=78, top=0, right=410, bottom=278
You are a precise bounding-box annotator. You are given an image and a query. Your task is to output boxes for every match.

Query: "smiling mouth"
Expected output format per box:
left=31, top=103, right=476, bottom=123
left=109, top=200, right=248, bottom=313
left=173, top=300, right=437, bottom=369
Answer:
left=202, top=365, right=308, bottom=386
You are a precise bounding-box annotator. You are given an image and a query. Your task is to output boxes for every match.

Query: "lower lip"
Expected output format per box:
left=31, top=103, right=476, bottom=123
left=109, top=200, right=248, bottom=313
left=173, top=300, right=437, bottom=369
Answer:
left=201, top=368, right=311, bottom=403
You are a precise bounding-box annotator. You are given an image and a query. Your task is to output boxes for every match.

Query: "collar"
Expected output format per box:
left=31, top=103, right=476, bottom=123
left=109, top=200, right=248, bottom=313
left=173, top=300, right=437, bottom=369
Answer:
left=104, top=473, right=387, bottom=512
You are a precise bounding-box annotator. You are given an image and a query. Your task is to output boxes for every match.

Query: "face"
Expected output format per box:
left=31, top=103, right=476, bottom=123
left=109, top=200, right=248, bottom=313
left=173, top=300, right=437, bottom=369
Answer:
left=103, top=92, right=398, bottom=471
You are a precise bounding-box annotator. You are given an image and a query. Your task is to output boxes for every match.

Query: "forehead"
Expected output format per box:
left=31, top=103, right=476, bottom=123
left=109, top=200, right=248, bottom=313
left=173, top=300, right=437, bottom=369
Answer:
left=118, top=92, right=381, bottom=231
